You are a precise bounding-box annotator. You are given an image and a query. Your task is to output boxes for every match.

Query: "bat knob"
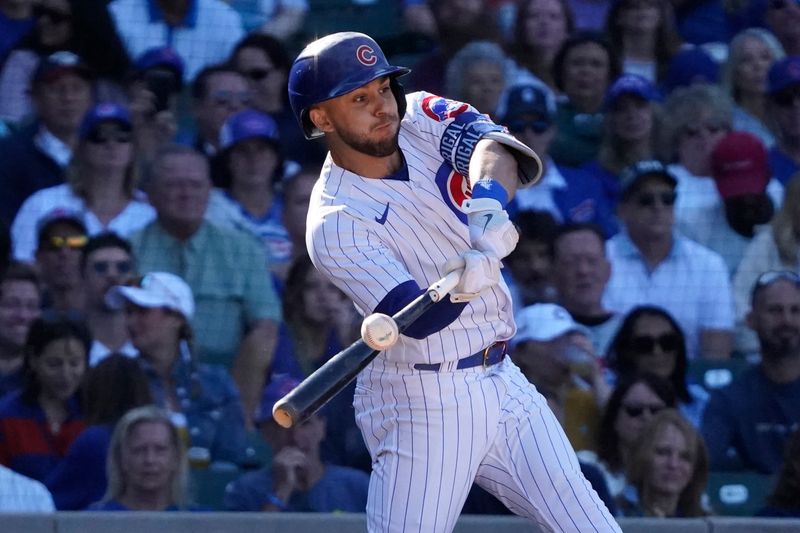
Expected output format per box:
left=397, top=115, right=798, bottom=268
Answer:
left=272, top=400, right=295, bottom=428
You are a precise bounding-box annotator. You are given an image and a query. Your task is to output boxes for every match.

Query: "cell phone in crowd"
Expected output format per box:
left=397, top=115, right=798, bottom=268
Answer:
left=143, top=70, right=177, bottom=114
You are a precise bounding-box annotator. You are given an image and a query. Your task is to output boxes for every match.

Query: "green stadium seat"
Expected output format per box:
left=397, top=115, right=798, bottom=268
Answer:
left=706, top=471, right=775, bottom=516
left=687, top=357, right=750, bottom=391
left=190, top=467, right=242, bottom=510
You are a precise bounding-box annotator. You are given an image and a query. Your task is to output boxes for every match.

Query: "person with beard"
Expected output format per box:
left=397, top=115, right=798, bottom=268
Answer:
left=701, top=270, right=800, bottom=474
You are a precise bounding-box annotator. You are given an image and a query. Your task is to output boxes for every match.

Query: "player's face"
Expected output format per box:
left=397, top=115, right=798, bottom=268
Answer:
left=553, top=230, right=610, bottom=311
left=748, top=279, right=800, bottom=357
left=121, top=420, right=178, bottom=494
left=0, top=280, right=41, bottom=349
left=313, top=77, right=400, bottom=158
left=646, top=423, right=694, bottom=499
left=614, top=382, right=667, bottom=449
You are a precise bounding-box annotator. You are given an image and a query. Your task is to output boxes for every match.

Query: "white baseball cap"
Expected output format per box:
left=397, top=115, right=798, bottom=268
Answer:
left=105, top=272, right=195, bottom=320
left=512, top=303, right=585, bottom=347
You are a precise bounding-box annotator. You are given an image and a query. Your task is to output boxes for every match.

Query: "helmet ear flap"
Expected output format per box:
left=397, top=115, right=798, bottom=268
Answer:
left=390, top=77, right=406, bottom=120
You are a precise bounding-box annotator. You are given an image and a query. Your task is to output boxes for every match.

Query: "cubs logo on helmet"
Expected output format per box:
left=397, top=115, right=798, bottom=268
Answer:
left=422, top=95, right=470, bottom=122
left=356, top=45, right=378, bottom=66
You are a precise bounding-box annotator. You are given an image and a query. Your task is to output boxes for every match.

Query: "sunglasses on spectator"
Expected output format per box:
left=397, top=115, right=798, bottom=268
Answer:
left=507, top=118, right=551, bottom=134
left=622, top=404, right=665, bottom=418
left=242, top=68, right=275, bottom=82
left=634, top=191, right=676, bottom=208
left=769, top=0, right=800, bottom=9
left=211, top=91, right=252, bottom=107
left=755, top=270, right=800, bottom=290
left=33, top=5, right=72, bottom=24
left=682, top=123, right=726, bottom=138
left=91, top=260, right=133, bottom=276
left=630, top=333, right=681, bottom=354
left=44, top=235, right=88, bottom=250
left=87, top=128, right=132, bottom=145
left=772, top=90, right=800, bottom=108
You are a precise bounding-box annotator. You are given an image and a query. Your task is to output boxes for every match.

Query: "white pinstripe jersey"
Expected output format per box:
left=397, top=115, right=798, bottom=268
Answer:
left=307, top=92, right=516, bottom=365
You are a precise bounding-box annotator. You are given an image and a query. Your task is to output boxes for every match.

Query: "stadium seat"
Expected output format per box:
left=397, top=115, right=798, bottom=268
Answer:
left=706, top=471, right=776, bottom=516
left=687, top=357, right=750, bottom=391
left=190, top=467, right=242, bottom=510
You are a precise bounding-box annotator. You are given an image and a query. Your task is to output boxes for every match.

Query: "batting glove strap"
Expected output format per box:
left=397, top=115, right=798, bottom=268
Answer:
left=443, top=250, right=501, bottom=303
left=463, top=204, right=519, bottom=259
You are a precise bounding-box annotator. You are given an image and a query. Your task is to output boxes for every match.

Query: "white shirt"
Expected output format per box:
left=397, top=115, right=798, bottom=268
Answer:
left=603, top=231, right=734, bottom=359
left=512, top=157, right=566, bottom=222
left=33, top=127, right=72, bottom=168
left=108, top=0, right=245, bottom=82
left=89, top=339, right=139, bottom=367
left=11, top=184, right=156, bottom=261
left=0, top=465, right=55, bottom=512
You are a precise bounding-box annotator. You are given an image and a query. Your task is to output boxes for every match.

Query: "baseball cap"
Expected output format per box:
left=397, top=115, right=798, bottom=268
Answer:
left=619, top=159, right=677, bottom=197
left=768, top=56, right=800, bottom=95
left=32, top=51, right=93, bottom=86
left=219, top=110, right=280, bottom=151
left=663, top=47, right=719, bottom=94
left=604, top=74, right=659, bottom=111
left=710, top=131, right=769, bottom=200
left=497, top=83, right=557, bottom=130
left=105, top=272, right=195, bottom=321
left=256, top=374, right=301, bottom=425
left=135, top=46, right=185, bottom=80
left=512, top=304, right=585, bottom=347
left=36, top=209, right=87, bottom=246
left=78, top=103, right=132, bottom=141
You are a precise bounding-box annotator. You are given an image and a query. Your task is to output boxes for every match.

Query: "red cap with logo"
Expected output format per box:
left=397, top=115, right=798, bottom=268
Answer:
left=710, top=131, right=769, bottom=200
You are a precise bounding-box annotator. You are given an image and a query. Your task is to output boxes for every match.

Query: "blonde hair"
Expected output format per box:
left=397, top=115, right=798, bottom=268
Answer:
left=771, top=172, right=800, bottom=264
left=721, top=28, right=785, bottom=103
left=103, top=405, right=189, bottom=508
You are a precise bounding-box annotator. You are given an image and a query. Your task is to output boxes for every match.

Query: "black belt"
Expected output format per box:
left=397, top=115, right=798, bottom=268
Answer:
left=413, top=342, right=507, bottom=371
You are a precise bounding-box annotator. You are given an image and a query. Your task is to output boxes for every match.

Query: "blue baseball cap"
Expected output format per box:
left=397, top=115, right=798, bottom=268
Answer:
left=219, top=110, right=280, bottom=151
left=768, top=56, right=800, bottom=95
left=663, top=47, right=719, bottom=93
left=498, top=83, right=557, bottom=123
left=78, top=103, right=132, bottom=140
left=256, top=374, right=301, bottom=425
left=135, top=47, right=184, bottom=79
left=605, top=74, right=659, bottom=111
left=619, top=159, right=677, bottom=196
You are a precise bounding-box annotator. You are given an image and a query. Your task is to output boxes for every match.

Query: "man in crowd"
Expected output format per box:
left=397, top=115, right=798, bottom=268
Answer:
left=34, top=211, right=88, bottom=313
left=0, top=262, right=41, bottom=396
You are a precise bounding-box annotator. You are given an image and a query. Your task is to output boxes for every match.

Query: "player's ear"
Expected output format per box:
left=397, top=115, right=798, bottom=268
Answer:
left=309, top=106, right=334, bottom=134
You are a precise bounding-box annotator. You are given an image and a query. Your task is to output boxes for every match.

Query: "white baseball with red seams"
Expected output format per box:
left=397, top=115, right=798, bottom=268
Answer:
left=360, top=313, right=399, bottom=350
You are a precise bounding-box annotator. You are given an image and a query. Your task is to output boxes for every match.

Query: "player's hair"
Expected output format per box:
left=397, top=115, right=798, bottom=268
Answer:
left=595, top=372, right=677, bottom=472
left=551, top=31, right=621, bottom=93
left=80, top=232, right=134, bottom=271
left=625, top=409, right=709, bottom=517
left=103, top=405, right=189, bottom=507
left=765, top=429, right=800, bottom=511
left=83, top=354, right=152, bottom=425
left=607, top=306, right=691, bottom=403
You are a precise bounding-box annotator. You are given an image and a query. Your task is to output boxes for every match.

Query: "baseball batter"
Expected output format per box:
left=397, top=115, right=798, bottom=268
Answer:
left=290, top=32, right=620, bottom=532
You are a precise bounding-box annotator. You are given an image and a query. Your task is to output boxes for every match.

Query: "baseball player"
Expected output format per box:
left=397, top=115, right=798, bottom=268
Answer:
left=290, top=32, right=620, bottom=532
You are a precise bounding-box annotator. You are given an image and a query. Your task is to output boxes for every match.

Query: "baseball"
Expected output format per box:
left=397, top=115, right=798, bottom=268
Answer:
left=361, top=313, right=399, bottom=350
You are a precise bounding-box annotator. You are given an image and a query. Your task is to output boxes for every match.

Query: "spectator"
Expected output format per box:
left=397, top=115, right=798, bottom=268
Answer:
left=577, top=372, right=678, bottom=498
left=552, top=223, right=621, bottom=357
left=106, top=271, right=250, bottom=465
left=757, top=430, right=800, bottom=518
left=11, top=103, right=155, bottom=262
left=764, top=0, right=800, bottom=56
left=0, top=464, right=55, bottom=512
left=604, top=0, right=683, bottom=83
left=0, top=314, right=89, bottom=483
left=550, top=32, right=621, bottom=166
left=33, top=211, right=87, bottom=313
left=510, top=303, right=609, bottom=451
left=499, top=83, right=617, bottom=235
left=661, top=46, right=719, bottom=95
left=107, top=0, right=245, bottom=83
left=0, top=51, right=94, bottom=226
left=444, top=41, right=510, bottom=120
left=618, top=409, right=709, bottom=517
left=229, top=33, right=325, bottom=165
left=129, top=145, right=281, bottom=425
left=80, top=233, right=138, bottom=366
left=280, top=165, right=318, bottom=263
left=721, top=28, right=785, bottom=148
left=607, top=306, right=709, bottom=427
left=702, top=270, right=800, bottom=474
left=506, top=0, right=574, bottom=90
left=604, top=159, right=734, bottom=359
left=505, top=210, right=559, bottom=313
left=0, top=262, right=42, bottom=397
left=206, top=110, right=292, bottom=281
left=224, top=375, right=369, bottom=512
left=229, top=0, right=308, bottom=41
left=766, top=56, right=800, bottom=185
left=583, top=74, right=661, bottom=213
left=44, top=354, right=152, bottom=510
left=0, top=0, right=34, bottom=60
left=91, top=405, right=195, bottom=511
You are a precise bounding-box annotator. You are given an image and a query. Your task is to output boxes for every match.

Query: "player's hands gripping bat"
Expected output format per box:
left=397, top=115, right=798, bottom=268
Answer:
left=272, top=268, right=463, bottom=429
left=442, top=250, right=501, bottom=303
left=462, top=197, right=519, bottom=259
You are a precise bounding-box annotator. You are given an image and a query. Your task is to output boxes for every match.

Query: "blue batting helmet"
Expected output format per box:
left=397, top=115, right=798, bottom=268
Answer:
left=288, top=32, right=410, bottom=140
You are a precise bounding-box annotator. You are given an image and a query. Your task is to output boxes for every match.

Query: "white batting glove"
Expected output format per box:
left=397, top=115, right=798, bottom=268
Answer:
left=462, top=197, right=519, bottom=259
left=443, top=250, right=501, bottom=303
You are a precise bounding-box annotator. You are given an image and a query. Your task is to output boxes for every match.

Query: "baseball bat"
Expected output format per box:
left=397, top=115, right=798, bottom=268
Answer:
left=272, top=269, right=462, bottom=428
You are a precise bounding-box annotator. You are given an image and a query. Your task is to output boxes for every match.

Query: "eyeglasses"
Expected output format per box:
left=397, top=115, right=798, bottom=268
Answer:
left=86, top=128, right=132, bottom=145
left=622, top=404, right=665, bottom=418
left=629, top=333, right=681, bottom=354
left=33, top=5, right=72, bottom=24
left=682, top=123, right=726, bottom=138
left=507, top=118, right=551, bottom=134
left=210, top=91, right=252, bottom=107
left=772, top=90, right=800, bottom=108
left=634, top=191, right=676, bottom=208
left=242, top=68, right=275, bottom=82
left=91, top=260, right=133, bottom=276
left=43, top=235, right=88, bottom=250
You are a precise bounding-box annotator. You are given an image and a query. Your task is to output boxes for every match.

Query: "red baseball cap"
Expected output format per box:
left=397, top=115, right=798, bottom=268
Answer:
left=710, top=131, right=769, bottom=200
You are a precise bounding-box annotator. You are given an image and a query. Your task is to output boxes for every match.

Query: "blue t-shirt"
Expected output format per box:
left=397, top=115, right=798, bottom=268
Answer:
left=45, top=425, right=113, bottom=510
left=0, top=14, right=33, bottom=61
left=768, top=146, right=799, bottom=185
left=89, top=499, right=208, bottom=511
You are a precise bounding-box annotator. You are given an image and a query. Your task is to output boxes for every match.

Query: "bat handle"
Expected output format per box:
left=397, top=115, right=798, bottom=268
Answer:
left=272, top=400, right=297, bottom=429
left=429, top=269, right=462, bottom=302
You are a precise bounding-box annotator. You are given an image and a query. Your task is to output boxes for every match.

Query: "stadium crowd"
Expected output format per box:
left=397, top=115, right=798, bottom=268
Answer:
left=0, top=0, right=798, bottom=521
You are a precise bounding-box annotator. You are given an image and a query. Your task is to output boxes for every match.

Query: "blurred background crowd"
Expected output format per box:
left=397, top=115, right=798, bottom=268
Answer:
left=0, top=0, right=798, bottom=521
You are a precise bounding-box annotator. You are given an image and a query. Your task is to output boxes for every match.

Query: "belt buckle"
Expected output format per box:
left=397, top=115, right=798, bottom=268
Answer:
left=482, top=345, right=491, bottom=368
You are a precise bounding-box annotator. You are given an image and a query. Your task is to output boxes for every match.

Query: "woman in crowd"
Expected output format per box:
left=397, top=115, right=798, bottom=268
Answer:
left=608, top=306, right=708, bottom=427
left=758, top=430, right=800, bottom=518
left=577, top=372, right=677, bottom=498
left=444, top=41, right=511, bottom=120
left=0, top=314, right=90, bottom=483
left=106, top=272, right=249, bottom=466
left=11, top=103, right=155, bottom=262
left=45, top=354, right=152, bottom=509
left=619, top=409, right=709, bottom=517
left=506, top=0, right=574, bottom=89
left=721, top=28, right=785, bottom=148
left=91, top=405, right=194, bottom=511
